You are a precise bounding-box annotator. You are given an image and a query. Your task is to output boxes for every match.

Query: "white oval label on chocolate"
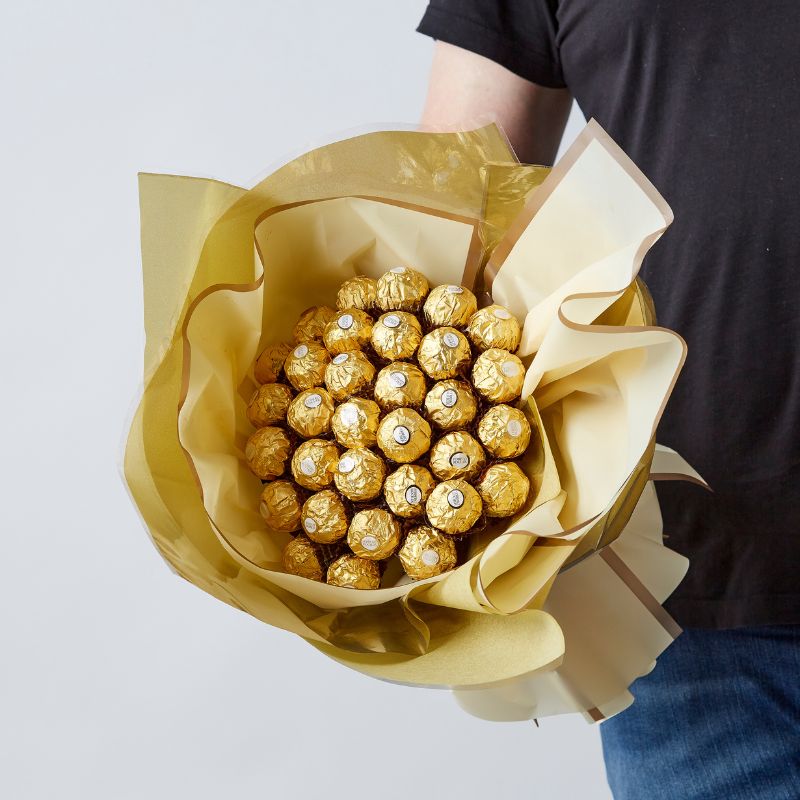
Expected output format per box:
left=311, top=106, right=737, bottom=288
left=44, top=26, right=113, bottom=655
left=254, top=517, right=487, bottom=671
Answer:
left=441, top=388, right=458, bottom=408
left=332, top=353, right=348, bottom=364
left=443, top=332, right=460, bottom=349
left=501, top=360, right=520, bottom=377
left=390, top=266, right=406, bottom=274
left=493, top=308, right=512, bottom=320
left=450, top=452, right=469, bottom=469
left=388, top=371, right=407, bottom=388
left=421, top=549, right=440, bottom=566
left=337, top=313, right=354, bottom=330
left=360, top=535, right=379, bottom=551
left=304, top=393, right=322, bottom=409
left=507, top=419, right=523, bottom=437
left=294, top=344, right=309, bottom=358
left=393, top=425, right=411, bottom=445
left=300, top=457, right=316, bottom=476
left=338, top=456, right=356, bottom=474
left=304, top=518, right=317, bottom=533
left=405, top=485, right=422, bottom=505
left=447, top=489, right=465, bottom=508
left=383, top=314, right=401, bottom=329
left=339, top=404, right=359, bottom=425
left=446, top=285, right=463, bottom=294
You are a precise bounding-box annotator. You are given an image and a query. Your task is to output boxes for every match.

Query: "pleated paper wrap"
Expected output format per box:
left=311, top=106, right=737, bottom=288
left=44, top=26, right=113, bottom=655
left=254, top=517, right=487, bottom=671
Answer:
left=125, top=120, right=705, bottom=722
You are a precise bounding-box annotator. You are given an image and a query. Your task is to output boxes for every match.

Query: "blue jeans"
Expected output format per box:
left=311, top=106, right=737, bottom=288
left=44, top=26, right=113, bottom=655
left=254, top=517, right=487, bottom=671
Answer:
left=600, top=626, right=800, bottom=800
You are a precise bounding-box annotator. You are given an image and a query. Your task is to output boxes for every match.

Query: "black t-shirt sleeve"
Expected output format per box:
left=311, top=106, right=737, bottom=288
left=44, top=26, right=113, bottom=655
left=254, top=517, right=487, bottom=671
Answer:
left=416, top=0, right=566, bottom=89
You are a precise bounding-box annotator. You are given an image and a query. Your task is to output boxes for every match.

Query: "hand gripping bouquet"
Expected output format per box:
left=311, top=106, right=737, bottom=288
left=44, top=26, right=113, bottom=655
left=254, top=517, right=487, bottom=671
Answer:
left=124, top=120, right=706, bottom=722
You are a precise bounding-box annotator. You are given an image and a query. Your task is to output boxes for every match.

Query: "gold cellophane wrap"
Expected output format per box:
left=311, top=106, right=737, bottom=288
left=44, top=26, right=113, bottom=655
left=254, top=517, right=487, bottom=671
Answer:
left=126, top=121, right=706, bottom=724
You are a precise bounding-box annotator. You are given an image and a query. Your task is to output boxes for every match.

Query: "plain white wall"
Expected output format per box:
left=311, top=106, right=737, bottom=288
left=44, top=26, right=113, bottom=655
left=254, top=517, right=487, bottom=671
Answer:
left=0, top=1, right=602, bottom=798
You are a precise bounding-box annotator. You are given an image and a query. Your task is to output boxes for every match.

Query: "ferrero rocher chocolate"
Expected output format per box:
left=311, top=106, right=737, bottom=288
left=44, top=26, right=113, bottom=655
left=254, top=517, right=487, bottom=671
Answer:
left=327, top=554, right=381, bottom=589
left=472, top=348, right=525, bottom=403
left=284, top=341, right=331, bottom=391
left=476, top=462, right=530, bottom=517
left=259, top=480, right=303, bottom=532
left=254, top=341, right=292, bottom=384
left=293, top=305, right=336, bottom=342
left=246, top=383, right=293, bottom=428
left=282, top=535, right=324, bottom=581
left=398, top=525, right=458, bottom=579
left=429, top=431, right=486, bottom=481
left=373, top=362, right=427, bottom=410
left=323, top=308, right=373, bottom=355
left=286, top=388, right=334, bottom=438
left=331, top=397, right=381, bottom=448
left=377, top=408, right=432, bottom=463
left=371, top=311, right=422, bottom=361
left=290, top=439, right=339, bottom=490
left=301, top=489, right=348, bottom=543
left=245, top=427, right=292, bottom=480
left=423, top=284, right=478, bottom=328
left=383, top=464, right=436, bottom=518
left=334, top=447, right=386, bottom=501
left=337, top=275, right=378, bottom=311
left=376, top=265, right=429, bottom=312
left=347, top=508, right=401, bottom=560
left=324, top=351, right=376, bottom=400
left=424, top=380, right=478, bottom=430
left=426, top=479, right=483, bottom=534
left=477, top=404, right=532, bottom=458
left=417, top=327, right=472, bottom=380
left=466, top=304, right=522, bottom=352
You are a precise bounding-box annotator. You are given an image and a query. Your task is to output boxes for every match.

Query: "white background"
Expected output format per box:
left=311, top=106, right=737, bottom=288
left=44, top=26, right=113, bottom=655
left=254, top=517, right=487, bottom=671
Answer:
left=0, top=2, right=602, bottom=798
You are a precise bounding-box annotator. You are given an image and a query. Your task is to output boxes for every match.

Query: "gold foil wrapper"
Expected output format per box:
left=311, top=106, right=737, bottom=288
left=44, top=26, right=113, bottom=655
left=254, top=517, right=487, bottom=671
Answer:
left=423, top=284, right=478, bottom=328
left=246, top=383, right=293, bottom=428
left=466, top=304, right=522, bottom=352
left=282, top=535, right=324, bottom=582
left=398, top=525, right=458, bottom=580
left=383, top=464, right=436, bottom=518
left=290, top=439, right=339, bottom=490
left=259, top=480, right=303, bottom=532
left=417, top=327, right=472, bottom=380
left=376, top=408, right=432, bottom=463
left=326, top=554, right=381, bottom=589
left=254, top=341, right=292, bottom=384
left=301, top=489, right=348, bottom=543
left=293, top=305, right=336, bottom=343
left=244, top=426, right=292, bottom=480
left=334, top=447, right=387, bottom=501
left=471, top=348, right=525, bottom=403
left=426, top=479, right=482, bottom=534
left=375, top=265, right=429, bottom=311
left=476, top=462, right=530, bottom=517
left=371, top=311, right=422, bottom=361
left=477, top=404, right=532, bottom=458
left=331, top=397, right=381, bottom=448
left=424, top=379, right=478, bottom=430
left=284, top=341, right=331, bottom=391
left=323, top=308, right=373, bottom=355
left=347, top=508, right=401, bottom=560
left=429, top=431, right=486, bottom=481
left=286, top=388, right=334, bottom=438
left=324, top=351, right=376, bottom=401
left=373, top=362, right=427, bottom=410
left=337, top=276, right=378, bottom=311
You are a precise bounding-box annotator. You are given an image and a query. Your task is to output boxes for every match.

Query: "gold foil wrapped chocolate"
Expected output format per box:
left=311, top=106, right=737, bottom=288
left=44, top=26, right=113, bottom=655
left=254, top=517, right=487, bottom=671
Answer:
left=417, top=327, right=472, bottom=380
left=284, top=341, right=330, bottom=391
left=472, top=348, right=525, bottom=403
left=282, top=535, right=324, bottom=582
left=426, top=479, right=482, bottom=534
left=429, top=431, right=486, bottom=481
left=293, top=305, right=336, bottom=342
left=466, top=304, right=522, bottom=352
left=244, top=426, right=292, bottom=480
left=375, top=265, right=429, bottom=312
left=254, top=341, right=292, bottom=384
left=477, top=404, right=532, bottom=458
left=371, top=311, right=422, bottom=361
left=334, top=447, right=386, bottom=501
left=286, top=388, right=334, bottom=438
left=476, top=462, right=531, bottom=517
left=259, top=480, right=303, bottom=532
left=246, top=383, right=293, bottom=428
left=423, top=284, right=478, bottom=328
left=383, top=464, right=436, bottom=518
left=301, top=489, right=348, bottom=543
left=399, top=525, right=458, bottom=579
left=347, top=508, right=401, bottom=560
left=324, top=350, right=376, bottom=401
left=377, top=408, right=432, bottom=463
left=323, top=308, right=373, bottom=355
left=290, top=439, right=339, bottom=490
left=373, top=362, right=427, bottom=410
left=326, top=554, right=381, bottom=589
left=337, top=275, right=378, bottom=311
left=331, top=397, right=381, bottom=448
left=424, top=380, right=478, bottom=430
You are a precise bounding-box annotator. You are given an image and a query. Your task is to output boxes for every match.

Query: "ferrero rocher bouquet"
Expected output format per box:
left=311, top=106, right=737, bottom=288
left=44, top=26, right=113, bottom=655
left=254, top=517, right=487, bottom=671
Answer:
left=125, top=121, right=705, bottom=722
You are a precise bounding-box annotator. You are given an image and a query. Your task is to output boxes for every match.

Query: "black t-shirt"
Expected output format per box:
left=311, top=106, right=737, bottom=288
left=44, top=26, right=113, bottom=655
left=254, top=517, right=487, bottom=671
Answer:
left=418, top=1, right=800, bottom=628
